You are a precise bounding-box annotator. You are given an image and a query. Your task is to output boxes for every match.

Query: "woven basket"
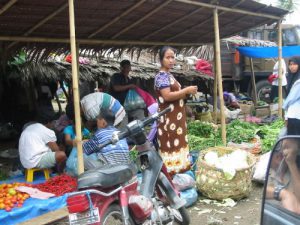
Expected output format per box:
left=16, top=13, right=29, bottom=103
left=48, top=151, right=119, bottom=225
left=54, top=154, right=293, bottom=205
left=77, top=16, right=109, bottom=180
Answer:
left=195, top=146, right=256, bottom=200
left=195, top=112, right=212, bottom=122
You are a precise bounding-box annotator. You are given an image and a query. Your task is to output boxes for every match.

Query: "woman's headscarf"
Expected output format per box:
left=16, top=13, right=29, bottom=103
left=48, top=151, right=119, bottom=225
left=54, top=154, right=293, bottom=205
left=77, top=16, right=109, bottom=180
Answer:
left=287, top=56, right=300, bottom=94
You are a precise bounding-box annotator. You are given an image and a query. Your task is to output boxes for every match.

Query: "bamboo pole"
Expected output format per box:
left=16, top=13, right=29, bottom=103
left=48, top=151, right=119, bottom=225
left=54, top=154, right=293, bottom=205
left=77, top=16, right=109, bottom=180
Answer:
left=213, top=9, right=226, bottom=145
left=7, top=3, right=68, bottom=49
left=0, top=35, right=204, bottom=47
left=141, top=8, right=202, bottom=40
left=68, top=0, right=84, bottom=175
left=111, top=0, right=172, bottom=39
left=0, top=0, right=17, bottom=16
left=88, top=0, right=147, bottom=38
left=277, top=20, right=283, bottom=118
left=250, top=58, right=258, bottom=107
left=213, top=49, right=218, bottom=124
left=174, top=0, right=281, bottom=20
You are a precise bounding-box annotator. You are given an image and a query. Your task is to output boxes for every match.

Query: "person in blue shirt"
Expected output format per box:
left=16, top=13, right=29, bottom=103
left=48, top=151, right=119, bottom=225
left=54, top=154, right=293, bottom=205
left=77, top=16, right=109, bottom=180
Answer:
left=83, top=108, right=130, bottom=169
left=63, top=102, right=90, bottom=156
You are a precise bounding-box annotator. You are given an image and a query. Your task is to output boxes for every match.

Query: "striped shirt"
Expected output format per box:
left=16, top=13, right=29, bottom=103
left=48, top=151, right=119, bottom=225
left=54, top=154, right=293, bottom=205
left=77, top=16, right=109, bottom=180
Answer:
left=83, top=126, right=130, bottom=165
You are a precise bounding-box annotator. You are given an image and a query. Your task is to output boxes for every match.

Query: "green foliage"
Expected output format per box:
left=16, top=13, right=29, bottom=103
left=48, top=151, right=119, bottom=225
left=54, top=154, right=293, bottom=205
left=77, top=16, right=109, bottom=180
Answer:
left=187, top=121, right=222, bottom=151
left=276, top=0, right=298, bottom=11
left=187, top=121, right=215, bottom=137
left=8, top=50, right=26, bottom=67
left=225, top=120, right=259, bottom=144
left=0, top=170, right=8, bottom=181
left=257, top=119, right=285, bottom=153
left=129, top=147, right=138, bottom=162
left=187, top=119, right=284, bottom=154
left=188, top=134, right=222, bottom=151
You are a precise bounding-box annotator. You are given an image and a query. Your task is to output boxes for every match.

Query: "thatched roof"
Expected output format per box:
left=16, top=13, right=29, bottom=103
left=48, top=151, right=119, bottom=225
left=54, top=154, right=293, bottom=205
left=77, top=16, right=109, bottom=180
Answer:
left=0, top=0, right=288, bottom=61
left=8, top=56, right=213, bottom=83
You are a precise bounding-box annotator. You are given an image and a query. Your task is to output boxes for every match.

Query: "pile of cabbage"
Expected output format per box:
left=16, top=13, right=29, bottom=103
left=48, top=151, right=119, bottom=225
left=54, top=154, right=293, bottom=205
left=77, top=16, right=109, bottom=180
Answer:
left=204, top=149, right=249, bottom=180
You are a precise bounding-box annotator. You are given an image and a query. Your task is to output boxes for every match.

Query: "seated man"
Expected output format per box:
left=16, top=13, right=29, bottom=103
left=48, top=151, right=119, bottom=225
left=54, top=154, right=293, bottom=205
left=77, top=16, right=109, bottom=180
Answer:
left=19, top=110, right=67, bottom=172
left=83, top=109, right=130, bottom=169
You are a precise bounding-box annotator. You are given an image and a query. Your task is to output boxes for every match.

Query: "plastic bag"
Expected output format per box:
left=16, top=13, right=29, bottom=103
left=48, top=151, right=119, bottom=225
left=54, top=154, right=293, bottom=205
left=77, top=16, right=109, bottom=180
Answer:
left=172, top=173, right=196, bottom=191
left=124, top=89, right=146, bottom=111
left=66, top=147, right=98, bottom=176
left=252, top=151, right=271, bottom=183
left=135, top=87, right=156, bottom=107
left=180, top=187, right=198, bottom=207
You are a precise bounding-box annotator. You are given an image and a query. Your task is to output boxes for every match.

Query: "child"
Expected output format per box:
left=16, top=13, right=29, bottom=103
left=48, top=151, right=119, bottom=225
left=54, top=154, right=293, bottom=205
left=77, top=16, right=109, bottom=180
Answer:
left=83, top=109, right=130, bottom=169
left=63, top=103, right=90, bottom=156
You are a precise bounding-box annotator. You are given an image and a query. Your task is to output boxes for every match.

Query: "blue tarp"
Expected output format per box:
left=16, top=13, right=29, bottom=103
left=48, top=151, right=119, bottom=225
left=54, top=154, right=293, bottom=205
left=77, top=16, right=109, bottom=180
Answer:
left=237, top=46, right=300, bottom=58
left=0, top=173, right=67, bottom=225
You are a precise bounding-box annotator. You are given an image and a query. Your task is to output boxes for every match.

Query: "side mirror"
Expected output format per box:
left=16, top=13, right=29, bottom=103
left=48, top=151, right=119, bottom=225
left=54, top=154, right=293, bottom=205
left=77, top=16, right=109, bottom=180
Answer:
left=261, top=136, right=300, bottom=225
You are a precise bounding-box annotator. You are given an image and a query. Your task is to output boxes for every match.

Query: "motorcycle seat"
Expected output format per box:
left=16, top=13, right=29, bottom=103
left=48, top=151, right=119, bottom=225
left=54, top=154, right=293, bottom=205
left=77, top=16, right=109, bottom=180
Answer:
left=77, top=163, right=137, bottom=189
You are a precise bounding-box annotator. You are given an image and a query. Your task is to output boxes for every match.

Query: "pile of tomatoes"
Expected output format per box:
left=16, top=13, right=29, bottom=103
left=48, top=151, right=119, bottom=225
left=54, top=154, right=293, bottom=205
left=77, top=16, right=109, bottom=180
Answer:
left=0, top=183, right=31, bottom=212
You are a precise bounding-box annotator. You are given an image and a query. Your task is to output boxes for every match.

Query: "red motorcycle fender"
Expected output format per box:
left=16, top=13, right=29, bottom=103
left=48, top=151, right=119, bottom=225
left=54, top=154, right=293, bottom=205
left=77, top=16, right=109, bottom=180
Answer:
left=97, top=195, right=118, bottom=219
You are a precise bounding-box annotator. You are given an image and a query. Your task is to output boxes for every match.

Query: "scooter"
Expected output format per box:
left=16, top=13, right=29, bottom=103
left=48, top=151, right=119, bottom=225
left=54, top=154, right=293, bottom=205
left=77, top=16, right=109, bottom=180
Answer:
left=66, top=106, right=190, bottom=225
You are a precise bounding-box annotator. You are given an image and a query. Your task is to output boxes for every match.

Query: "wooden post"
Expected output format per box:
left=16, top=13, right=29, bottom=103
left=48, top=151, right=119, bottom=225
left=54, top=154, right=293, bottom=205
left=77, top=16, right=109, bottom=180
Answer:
left=250, top=58, right=258, bottom=107
left=213, top=51, right=218, bottom=124
left=68, top=0, right=84, bottom=175
left=213, top=8, right=226, bottom=145
left=277, top=20, right=283, bottom=118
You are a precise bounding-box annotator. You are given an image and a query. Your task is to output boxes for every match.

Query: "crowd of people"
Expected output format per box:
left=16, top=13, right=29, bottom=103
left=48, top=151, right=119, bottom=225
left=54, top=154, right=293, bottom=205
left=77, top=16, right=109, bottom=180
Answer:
left=17, top=51, right=300, bottom=201
left=17, top=46, right=198, bottom=177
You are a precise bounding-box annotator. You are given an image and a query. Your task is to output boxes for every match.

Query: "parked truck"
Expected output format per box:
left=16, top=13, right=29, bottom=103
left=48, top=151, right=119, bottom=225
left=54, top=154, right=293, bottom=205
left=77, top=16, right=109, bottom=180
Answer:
left=221, top=24, right=300, bottom=103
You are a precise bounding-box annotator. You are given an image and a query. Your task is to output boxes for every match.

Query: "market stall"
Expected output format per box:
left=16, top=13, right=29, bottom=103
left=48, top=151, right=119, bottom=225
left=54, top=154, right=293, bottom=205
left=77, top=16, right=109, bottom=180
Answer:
left=0, top=0, right=288, bottom=223
left=237, top=44, right=300, bottom=117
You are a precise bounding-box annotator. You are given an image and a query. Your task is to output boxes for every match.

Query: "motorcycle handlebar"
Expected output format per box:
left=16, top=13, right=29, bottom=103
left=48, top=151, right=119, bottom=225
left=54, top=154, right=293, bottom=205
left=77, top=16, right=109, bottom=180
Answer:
left=97, top=106, right=171, bottom=149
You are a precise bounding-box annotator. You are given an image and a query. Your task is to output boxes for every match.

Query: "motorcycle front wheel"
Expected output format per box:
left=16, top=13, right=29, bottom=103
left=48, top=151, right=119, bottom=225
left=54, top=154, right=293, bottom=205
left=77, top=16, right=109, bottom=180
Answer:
left=102, top=204, right=135, bottom=225
left=172, top=206, right=190, bottom=225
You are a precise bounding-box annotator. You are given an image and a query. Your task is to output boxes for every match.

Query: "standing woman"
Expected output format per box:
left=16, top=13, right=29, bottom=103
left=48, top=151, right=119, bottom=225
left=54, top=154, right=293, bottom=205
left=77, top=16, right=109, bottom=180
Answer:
left=154, top=46, right=198, bottom=174
left=283, top=56, right=300, bottom=135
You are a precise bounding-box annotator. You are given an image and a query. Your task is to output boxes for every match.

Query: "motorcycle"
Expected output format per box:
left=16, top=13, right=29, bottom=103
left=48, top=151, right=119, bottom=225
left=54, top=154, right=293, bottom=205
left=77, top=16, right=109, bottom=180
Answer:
left=66, top=106, right=190, bottom=225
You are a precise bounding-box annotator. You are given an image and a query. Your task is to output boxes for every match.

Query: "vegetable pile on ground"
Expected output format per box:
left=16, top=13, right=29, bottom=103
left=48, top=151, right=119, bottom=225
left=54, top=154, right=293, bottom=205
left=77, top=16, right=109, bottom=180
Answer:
left=0, top=183, right=31, bottom=212
left=34, top=174, right=77, bottom=196
left=187, top=121, right=222, bottom=151
left=187, top=119, right=284, bottom=153
left=257, top=119, right=285, bottom=153
left=226, top=120, right=259, bottom=144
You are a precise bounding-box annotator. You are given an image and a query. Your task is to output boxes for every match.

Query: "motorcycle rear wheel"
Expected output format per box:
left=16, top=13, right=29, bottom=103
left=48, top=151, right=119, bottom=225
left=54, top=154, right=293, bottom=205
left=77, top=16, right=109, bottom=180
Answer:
left=102, top=204, right=135, bottom=225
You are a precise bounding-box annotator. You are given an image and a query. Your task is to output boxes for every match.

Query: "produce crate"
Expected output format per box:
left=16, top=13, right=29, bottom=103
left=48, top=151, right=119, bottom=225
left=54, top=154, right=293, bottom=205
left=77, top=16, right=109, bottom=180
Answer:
left=269, top=103, right=279, bottom=115
left=239, top=103, right=254, bottom=115
left=255, top=106, right=270, bottom=117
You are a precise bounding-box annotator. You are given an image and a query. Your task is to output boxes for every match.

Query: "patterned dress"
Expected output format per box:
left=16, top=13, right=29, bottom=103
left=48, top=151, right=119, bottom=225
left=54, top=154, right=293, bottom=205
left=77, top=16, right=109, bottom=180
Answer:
left=154, top=71, right=191, bottom=174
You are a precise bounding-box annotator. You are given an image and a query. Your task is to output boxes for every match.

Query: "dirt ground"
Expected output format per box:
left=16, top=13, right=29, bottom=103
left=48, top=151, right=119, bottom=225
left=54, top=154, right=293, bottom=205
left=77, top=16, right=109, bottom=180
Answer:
left=188, top=182, right=263, bottom=225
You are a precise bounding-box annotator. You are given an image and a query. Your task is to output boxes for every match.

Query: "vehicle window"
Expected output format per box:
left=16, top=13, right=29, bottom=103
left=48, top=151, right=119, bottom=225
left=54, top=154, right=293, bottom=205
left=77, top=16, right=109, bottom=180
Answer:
left=268, top=30, right=277, bottom=42
left=265, top=137, right=300, bottom=215
left=248, top=30, right=263, bottom=40
left=283, top=29, right=297, bottom=45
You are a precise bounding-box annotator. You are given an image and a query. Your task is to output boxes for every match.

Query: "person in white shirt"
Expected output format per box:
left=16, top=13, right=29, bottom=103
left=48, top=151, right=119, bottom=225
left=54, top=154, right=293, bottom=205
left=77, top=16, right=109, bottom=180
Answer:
left=19, top=110, right=66, bottom=171
left=269, top=59, right=287, bottom=102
